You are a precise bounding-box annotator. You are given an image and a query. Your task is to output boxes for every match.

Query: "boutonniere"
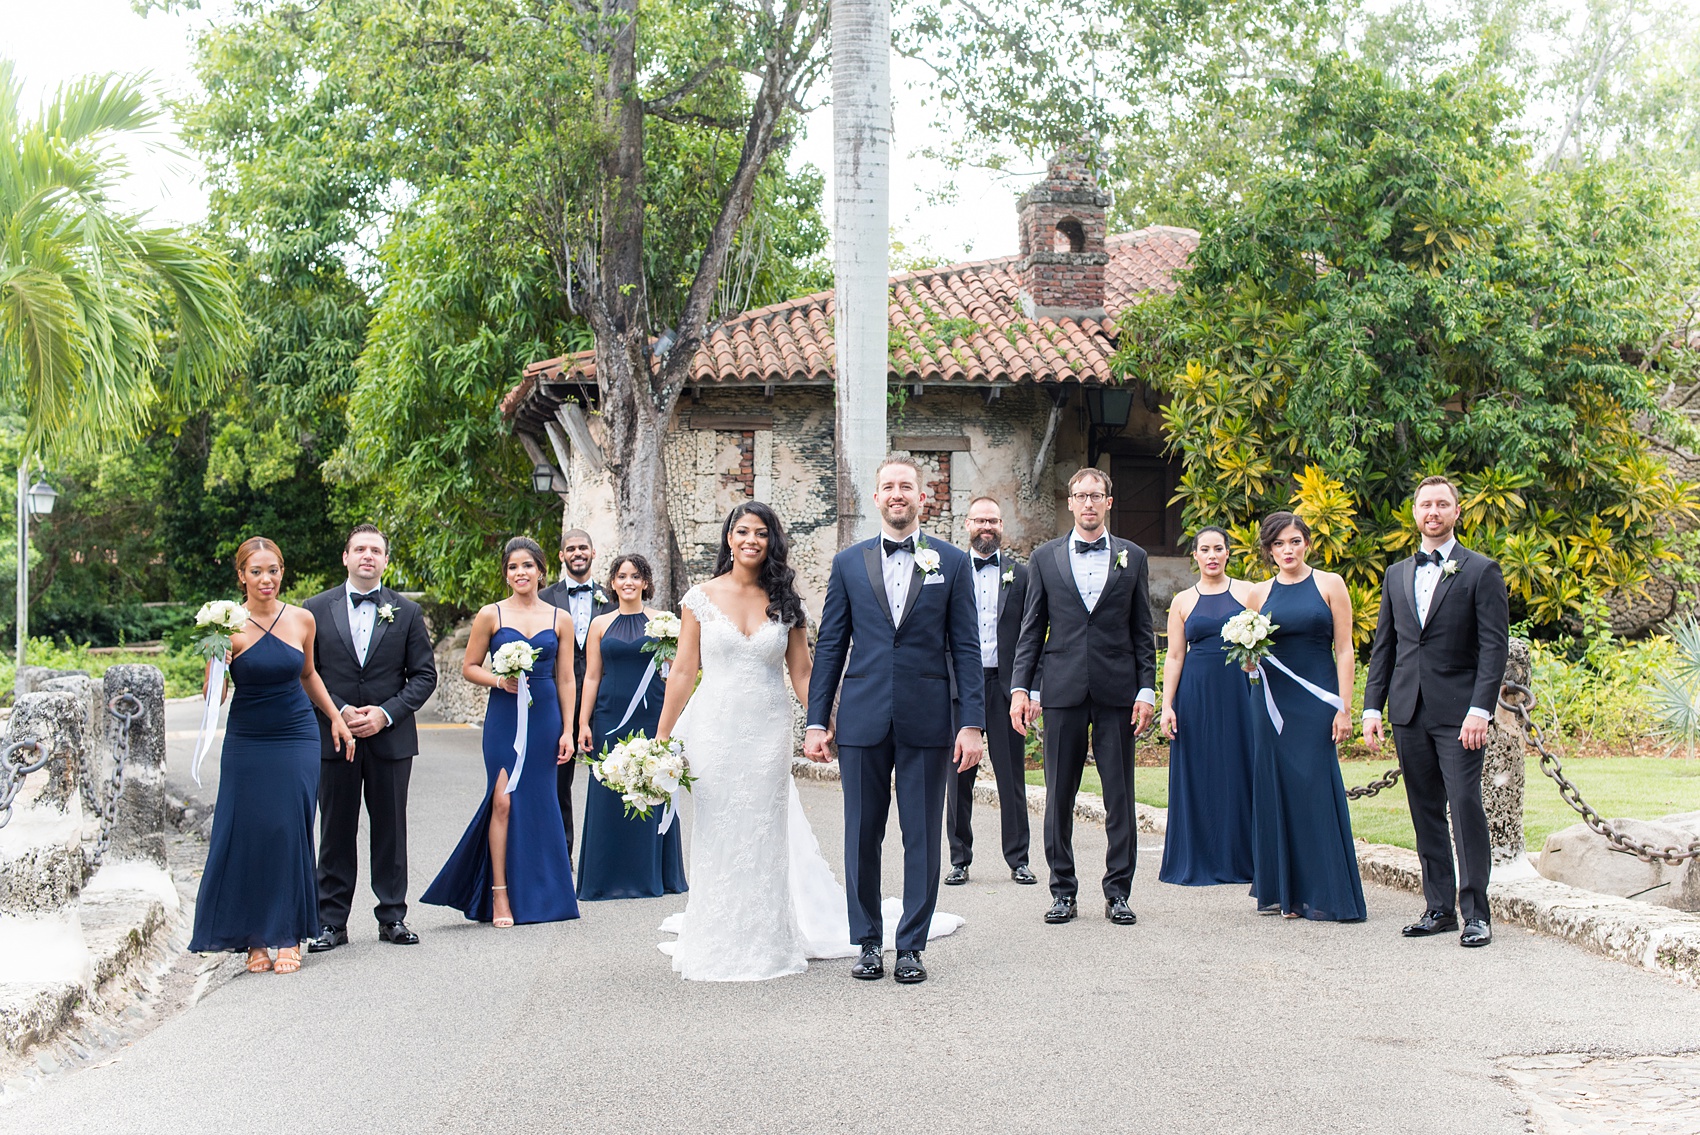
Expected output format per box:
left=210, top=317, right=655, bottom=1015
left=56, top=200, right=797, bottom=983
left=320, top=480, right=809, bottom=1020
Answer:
left=1115, top=548, right=1129, bottom=569
left=377, top=603, right=396, bottom=623
left=594, top=587, right=610, bottom=605
left=913, top=531, right=942, bottom=576
left=1442, top=558, right=1460, bottom=577
left=1002, top=567, right=1014, bottom=584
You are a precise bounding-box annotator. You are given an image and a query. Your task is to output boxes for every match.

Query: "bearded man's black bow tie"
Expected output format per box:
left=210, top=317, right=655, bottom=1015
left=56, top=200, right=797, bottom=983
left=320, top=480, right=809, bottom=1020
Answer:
left=883, top=536, right=915, bottom=557
left=350, top=590, right=379, bottom=607
left=973, top=556, right=999, bottom=571
left=1416, top=549, right=1445, bottom=566
left=1074, top=537, right=1108, bottom=554
left=565, top=584, right=593, bottom=596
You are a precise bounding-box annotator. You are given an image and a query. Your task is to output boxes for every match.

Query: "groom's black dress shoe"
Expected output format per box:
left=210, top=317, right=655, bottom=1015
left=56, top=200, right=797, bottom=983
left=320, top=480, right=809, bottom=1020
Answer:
left=1401, top=910, right=1459, bottom=937
left=1011, top=865, right=1037, bottom=885
left=944, top=866, right=970, bottom=886
left=1105, top=897, right=1137, bottom=925
left=378, top=921, right=420, bottom=945
left=1044, top=897, right=1078, bottom=924
left=893, top=951, right=927, bottom=984
left=1460, top=919, right=1493, bottom=948
left=851, top=944, right=884, bottom=980
left=307, top=926, right=348, bottom=953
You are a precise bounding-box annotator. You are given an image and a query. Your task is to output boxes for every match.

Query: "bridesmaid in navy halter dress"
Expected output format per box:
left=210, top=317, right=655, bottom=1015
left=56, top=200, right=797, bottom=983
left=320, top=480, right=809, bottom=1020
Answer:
left=1244, top=512, right=1367, bottom=922
left=423, top=537, right=579, bottom=927
left=576, top=554, right=687, bottom=900
left=190, top=537, right=356, bottom=975
left=1158, top=527, right=1258, bottom=886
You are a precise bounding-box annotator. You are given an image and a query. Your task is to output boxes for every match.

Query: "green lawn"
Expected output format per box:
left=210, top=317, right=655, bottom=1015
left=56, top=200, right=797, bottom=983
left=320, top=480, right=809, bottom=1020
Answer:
left=1024, top=757, right=1700, bottom=852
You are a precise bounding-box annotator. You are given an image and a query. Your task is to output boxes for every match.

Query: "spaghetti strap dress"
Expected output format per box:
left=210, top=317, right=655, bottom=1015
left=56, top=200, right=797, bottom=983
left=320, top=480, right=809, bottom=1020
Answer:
left=189, top=609, right=321, bottom=952
left=421, top=607, right=579, bottom=924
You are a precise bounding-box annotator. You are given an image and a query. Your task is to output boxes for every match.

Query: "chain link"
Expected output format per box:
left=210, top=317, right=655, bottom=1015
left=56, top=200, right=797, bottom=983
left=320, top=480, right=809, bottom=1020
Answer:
left=0, top=739, right=48, bottom=828
left=86, top=692, right=146, bottom=867
left=1345, top=764, right=1403, bottom=799
left=1499, top=680, right=1700, bottom=865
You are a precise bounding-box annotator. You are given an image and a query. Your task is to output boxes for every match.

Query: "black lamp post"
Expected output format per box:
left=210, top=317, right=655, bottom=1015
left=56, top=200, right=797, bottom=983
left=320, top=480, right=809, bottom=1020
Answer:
left=531, top=462, right=558, bottom=493
left=1085, top=384, right=1135, bottom=464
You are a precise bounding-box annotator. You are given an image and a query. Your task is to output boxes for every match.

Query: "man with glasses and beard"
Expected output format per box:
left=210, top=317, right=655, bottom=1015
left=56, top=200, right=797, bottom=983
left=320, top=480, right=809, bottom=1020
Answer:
left=944, top=497, right=1037, bottom=888
left=540, top=528, right=613, bottom=856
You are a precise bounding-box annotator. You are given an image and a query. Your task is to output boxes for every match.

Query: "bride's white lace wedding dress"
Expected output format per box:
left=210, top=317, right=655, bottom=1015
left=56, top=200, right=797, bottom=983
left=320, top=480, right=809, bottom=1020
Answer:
left=659, top=586, right=962, bottom=981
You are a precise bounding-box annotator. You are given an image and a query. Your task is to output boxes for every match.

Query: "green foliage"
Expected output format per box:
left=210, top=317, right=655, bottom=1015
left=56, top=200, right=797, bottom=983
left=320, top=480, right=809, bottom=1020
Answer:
left=1647, top=615, right=1700, bottom=757
left=0, top=637, right=205, bottom=705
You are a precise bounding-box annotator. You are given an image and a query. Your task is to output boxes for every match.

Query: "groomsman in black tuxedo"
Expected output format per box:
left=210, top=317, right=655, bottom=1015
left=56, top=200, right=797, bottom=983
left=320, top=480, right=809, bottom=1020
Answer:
left=945, top=496, right=1036, bottom=887
left=306, top=525, right=438, bottom=951
left=1010, top=468, right=1156, bottom=926
left=1364, top=475, right=1510, bottom=948
left=539, top=527, right=612, bottom=854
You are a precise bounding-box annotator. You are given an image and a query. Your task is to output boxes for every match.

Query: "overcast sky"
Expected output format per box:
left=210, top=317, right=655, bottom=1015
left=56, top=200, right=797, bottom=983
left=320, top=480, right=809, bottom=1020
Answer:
left=2, top=0, right=1025, bottom=260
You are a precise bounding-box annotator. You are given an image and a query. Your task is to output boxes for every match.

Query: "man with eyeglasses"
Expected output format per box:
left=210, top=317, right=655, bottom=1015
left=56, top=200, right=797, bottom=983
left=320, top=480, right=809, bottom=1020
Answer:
left=540, top=528, right=613, bottom=854
left=1010, top=468, right=1157, bottom=927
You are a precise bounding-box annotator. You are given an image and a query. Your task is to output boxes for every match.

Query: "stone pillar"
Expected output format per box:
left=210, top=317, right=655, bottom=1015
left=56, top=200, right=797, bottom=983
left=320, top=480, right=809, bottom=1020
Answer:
left=1484, top=638, right=1530, bottom=865
left=16, top=665, right=88, bottom=697
left=0, top=691, right=90, bottom=912
left=102, top=665, right=167, bottom=868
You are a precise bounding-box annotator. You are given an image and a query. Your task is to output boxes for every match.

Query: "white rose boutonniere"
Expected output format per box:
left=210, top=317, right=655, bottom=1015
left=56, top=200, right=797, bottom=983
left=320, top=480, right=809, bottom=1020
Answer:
left=594, top=587, right=610, bottom=605
left=913, top=531, right=942, bottom=576
left=1002, top=567, right=1015, bottom=584
left=377, top=603, right=396, bottom=623
left=1442, top=558, right=1460, bottom=577
left=1115, top=548, right=1129, bottom=569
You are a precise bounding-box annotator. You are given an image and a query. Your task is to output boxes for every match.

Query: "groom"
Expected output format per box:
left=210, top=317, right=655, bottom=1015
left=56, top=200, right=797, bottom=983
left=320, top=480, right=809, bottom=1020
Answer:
left=1364, top=475, right=1509, bottom=948
left=806, top=455, right=985, bottom=985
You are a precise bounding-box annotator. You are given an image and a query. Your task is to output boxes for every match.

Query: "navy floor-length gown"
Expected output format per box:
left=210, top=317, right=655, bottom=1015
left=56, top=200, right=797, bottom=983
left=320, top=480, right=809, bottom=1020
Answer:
left=422, top=619, right=579, bottom=925
left=189, top=617, right=320, bottom=952
left=1248, top=573, right=1367, bottom=922
left=578, top=611, right=687, bottom=901
left=1160, top=588, right=1258, bottom=886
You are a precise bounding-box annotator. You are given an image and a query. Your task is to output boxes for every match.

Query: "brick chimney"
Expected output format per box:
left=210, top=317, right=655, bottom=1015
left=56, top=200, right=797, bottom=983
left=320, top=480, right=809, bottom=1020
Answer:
left=1015, top=147, right=1110, bottom=322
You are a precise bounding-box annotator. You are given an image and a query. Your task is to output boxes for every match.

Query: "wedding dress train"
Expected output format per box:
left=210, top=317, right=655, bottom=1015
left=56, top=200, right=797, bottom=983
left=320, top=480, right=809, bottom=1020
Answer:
left=658, top=587, right=962, bottom=982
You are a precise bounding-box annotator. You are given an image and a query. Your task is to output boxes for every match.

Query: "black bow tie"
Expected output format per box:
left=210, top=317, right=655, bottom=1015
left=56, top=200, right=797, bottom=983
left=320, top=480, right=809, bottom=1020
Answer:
left=350, top=590, right=379, bottom=607
left=1074, top=537, right=1108, bottom=554
left=1415, top=549, right=1445, bottom=567
left=565, top=584, right=592, bottom=596
left=973, top=555, right=999, bottom=571
left=883, top=536, right=914, bottom=557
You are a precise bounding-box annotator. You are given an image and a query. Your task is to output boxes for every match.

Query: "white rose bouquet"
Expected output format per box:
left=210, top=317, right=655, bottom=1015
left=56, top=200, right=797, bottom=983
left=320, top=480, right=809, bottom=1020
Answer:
left=490, top=640, right=540, bottom=705
left=588, top=731, right=696, bottom=821
left=191, top=600, right=251, bottom=662
left=1220, top=609, right=1279, bottom=685
left=642, top=611, right=682, bottom=665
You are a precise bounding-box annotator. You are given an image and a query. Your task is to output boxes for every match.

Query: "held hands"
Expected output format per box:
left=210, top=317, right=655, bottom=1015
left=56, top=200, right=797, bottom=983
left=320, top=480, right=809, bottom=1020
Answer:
left=953, top=727, right=984, bottom=772
left=802, top=726, right=834, bottom=763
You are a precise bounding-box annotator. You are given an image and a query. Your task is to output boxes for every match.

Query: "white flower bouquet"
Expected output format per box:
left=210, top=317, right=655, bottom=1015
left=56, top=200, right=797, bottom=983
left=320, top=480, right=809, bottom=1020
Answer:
left=490, top=640, right=540, bottom=704
left=589, top=731, right=696, bottom=821
left=191, top=600, right=251, bottom=662
left=642, top=611, right=682, bottom=665
left=1220, top=609, right=1279, bottom=685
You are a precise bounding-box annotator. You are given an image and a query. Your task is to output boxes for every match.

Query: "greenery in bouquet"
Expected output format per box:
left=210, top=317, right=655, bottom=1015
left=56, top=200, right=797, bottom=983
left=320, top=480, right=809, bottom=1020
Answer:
left=642, top=612, right=682, bottom=665
left=589, top=731, right=695, bottom=821
left=191, top=600, right=250, bottom=663
left=1220, top=609, right=1278, bottom=684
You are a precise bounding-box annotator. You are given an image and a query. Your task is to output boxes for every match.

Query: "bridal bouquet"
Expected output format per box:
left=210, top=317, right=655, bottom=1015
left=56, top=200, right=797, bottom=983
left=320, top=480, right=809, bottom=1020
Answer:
left=490, top=640, right=540, bottom=705
left=1221, top=609, right=1279, bottom=685
left=590, top=732, right=696, bottom=821
left=641, top=612, right=682, bottom=665
left=191, top=600, right=250, bottom=662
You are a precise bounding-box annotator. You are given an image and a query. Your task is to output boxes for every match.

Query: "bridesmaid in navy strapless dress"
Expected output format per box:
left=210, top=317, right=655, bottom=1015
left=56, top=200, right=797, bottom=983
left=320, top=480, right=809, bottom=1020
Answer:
left=1160, top=582, right=1258, bottom=886
left=1247, top=561, right=1367, bottom=922
left=577, top=606, right=687, bottom=900
left=424, top=539, right=579, bottom=926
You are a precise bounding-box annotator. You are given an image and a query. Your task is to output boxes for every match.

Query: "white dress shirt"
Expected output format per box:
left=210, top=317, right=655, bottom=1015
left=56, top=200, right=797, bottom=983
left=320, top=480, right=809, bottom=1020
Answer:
left=344, top=579, right=392, bottom=724
left=973, top=551, right=1001, bottom=669
left=882, top=528, right=916, bottom=625
left=1018, top=531, right=1152, bottom=706
left=1363, top=536, right=1488, bottom=724
left=561, top=579, right=595, bottom=649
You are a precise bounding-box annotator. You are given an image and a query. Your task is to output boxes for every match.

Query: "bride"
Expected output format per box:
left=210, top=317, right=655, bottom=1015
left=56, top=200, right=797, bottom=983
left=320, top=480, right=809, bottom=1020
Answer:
left=654, top=501, right=961, bottom=981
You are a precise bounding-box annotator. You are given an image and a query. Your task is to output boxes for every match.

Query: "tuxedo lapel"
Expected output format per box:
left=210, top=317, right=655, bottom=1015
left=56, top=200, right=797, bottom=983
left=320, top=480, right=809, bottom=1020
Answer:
left=995, top=554, right=1010, bottom=618
left=1052, top=540, right=1086, bottom=614
left=862, top=542, right=895, bottom=628
left=1103, top=538, right=1127, bottom=602
left=328, top=585, right=358, bottom=666
left=363, top=586, right=393, bottom=666
left=1398, top=558, right=1421, bottom=629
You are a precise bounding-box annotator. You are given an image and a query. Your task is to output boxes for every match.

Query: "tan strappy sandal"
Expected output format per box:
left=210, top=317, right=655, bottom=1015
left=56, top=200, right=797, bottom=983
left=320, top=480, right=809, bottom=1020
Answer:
left=273, top=946, right=302, bottom=974
left=492, top=885, right=514, bottom=928
left=246, top=948, right=273, bottom=973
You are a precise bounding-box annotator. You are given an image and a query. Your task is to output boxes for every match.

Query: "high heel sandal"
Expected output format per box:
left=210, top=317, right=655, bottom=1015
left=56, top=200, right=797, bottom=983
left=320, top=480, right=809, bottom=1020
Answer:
left=273, top=946, right=302, bottom=974
left=492, top=885, right=514, bottom=928
left=246, top=948, right=273, bottom=973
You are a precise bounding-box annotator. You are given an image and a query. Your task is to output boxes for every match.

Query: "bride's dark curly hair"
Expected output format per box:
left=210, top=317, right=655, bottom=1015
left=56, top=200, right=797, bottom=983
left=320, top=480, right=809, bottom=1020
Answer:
left=712, top=501, right=806, bottom=628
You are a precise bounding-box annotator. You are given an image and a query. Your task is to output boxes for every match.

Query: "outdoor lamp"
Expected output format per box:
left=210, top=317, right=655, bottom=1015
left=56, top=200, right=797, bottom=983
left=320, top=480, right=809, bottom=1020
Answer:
left=25, top=480, right=57, bottom=517
left=1084, top=385, right=1135, bottom=429
left=531, top=463, right=557, bottom=493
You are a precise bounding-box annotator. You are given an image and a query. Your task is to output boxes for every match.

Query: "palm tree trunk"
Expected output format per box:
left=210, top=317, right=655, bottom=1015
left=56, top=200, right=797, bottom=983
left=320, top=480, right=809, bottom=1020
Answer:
left=831, top=0, right=891, bottom=547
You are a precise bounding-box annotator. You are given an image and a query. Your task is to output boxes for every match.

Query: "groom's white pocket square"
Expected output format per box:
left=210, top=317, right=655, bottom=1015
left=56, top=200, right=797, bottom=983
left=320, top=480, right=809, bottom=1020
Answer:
left=922, top=574, right=947, bottom=586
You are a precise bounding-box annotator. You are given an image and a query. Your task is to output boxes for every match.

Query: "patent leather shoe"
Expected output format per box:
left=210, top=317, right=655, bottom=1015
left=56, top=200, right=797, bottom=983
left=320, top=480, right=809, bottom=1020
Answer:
left=1105, top=897, right=1137, bottom=925
left=851, top=944, right=884, bottom=980
left=1460, top=919, right=1492, bottom=948
left=893, top=951, right=926, bottom=984
left=944, top=866, right=969, bottom=886
left=1401, top=910, right=1459, bottom=937
left=307, top=925, right=348, bottom=953
left=378, top=920, right=420, bottom=945
left=1044, top=897, right=1078, bottom=924
left=1011, top=865, right=1037, bottom=885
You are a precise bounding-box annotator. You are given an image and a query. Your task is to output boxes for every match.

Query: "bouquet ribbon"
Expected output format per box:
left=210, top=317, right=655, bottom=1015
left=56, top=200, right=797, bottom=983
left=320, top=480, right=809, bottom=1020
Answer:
left=190, top=657, right=228, bottom=787
left=1253, top=654, right=1345, bottom=734
left=658, top=785, right=684, bottom=836
left=505, top=672, right=530, bottom=796
left=610, top=657, right=659, bottom=736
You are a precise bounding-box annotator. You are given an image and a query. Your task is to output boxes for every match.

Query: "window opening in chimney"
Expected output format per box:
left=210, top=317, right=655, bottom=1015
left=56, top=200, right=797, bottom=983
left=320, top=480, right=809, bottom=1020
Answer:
left=1054, top=218, right=1086, bottom=253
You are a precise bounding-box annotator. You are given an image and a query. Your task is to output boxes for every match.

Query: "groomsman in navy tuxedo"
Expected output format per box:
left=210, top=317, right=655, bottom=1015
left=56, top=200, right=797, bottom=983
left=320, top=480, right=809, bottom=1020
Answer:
left=944, top=496, right=1036, bottom=887
left=540, top=528, right=613, bottom=854
left=1010, top=467, right=1157, bottom=927
left=806, top=456, right=985, bottom=985
left=306, top=525, right=438, bottom=951
left=1364, top=475, right=1509, bottom=948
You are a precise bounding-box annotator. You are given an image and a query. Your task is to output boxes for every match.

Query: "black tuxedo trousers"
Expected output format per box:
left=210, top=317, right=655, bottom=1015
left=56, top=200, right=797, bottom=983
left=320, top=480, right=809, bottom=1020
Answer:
left=1395, top=699, right=1492, bottom=923
left=319, top=751, right=412, bottom=926
left=947, top=672, right=1030, bottom=870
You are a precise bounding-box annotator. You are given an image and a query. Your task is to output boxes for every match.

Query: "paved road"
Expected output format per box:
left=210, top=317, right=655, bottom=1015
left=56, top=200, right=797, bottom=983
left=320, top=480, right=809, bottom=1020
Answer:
left=6, top=706, right=1699, bottom=1134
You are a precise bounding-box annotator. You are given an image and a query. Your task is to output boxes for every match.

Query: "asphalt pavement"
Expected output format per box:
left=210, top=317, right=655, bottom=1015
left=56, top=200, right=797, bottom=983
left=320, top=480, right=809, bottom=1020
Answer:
left=3, top=701, right=1697, bottom=1134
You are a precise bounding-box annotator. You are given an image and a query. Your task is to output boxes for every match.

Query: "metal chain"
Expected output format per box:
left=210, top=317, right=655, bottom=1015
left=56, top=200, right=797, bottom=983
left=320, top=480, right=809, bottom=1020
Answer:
left=87, top=692, right=145, bottom=867
left=1500, top=680, right=1700, bottom=865
left=1345, top=764, right=1403, bottom=799
left=0, top=739, right=48, bottom=828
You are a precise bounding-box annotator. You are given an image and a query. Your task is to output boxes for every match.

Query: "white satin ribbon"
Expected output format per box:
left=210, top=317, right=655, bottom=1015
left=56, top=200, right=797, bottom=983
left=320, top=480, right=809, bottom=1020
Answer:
left=190, top=657, right=227, bottom=787
left=610, top=657, right=658, bottom=736
left=657, top=788, right=684, bottom=835
left=1253, top=654, right=1345, bottom=735
left=504, top=672, right=530, bottom=796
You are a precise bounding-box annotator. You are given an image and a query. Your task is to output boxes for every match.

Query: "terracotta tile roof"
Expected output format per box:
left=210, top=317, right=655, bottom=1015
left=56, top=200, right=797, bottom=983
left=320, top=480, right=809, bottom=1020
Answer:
left=508, top=225, right=1197, bottom=417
